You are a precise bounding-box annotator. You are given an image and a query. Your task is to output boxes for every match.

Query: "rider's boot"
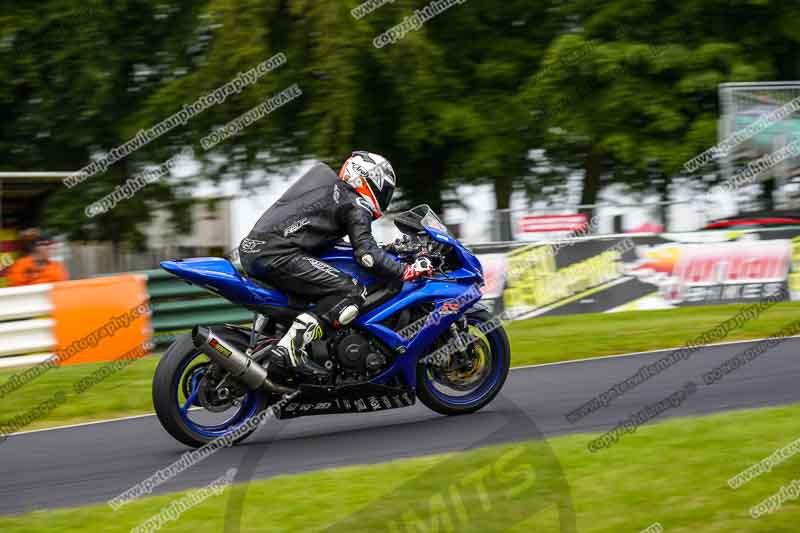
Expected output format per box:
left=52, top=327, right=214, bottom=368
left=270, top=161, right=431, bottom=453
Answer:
left=264, top=313, right=329, bottom=378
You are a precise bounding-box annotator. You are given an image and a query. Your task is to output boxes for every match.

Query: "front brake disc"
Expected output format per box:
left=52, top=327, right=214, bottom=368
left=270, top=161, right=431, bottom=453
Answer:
left=435, top=336, right=491, bottom=391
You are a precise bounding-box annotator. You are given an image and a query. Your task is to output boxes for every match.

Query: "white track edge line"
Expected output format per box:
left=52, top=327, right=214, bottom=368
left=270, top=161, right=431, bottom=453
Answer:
left=7, top=335, right=799, bottom=437
left=6, top=407, right=204, bottom=437
left=511, top=334, right=800, bottom=370
left=7, top=413, right=158, bottom=436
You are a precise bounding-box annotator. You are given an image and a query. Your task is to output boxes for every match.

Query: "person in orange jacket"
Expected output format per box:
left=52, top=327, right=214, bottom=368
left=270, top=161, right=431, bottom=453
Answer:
left=6, top=231, right=69, bottom=287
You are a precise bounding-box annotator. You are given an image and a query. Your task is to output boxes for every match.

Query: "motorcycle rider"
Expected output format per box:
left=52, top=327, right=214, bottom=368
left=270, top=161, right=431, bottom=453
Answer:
left=239, top=151, right=433, bottom=376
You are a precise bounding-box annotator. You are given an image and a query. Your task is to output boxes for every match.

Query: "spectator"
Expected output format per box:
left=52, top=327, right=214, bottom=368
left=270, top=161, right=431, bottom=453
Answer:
left=6, top=230, right=69, bottom=287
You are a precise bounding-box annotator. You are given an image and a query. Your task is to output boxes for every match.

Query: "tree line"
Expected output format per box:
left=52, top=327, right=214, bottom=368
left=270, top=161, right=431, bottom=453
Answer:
left=1, top=0, right=798, bottom=247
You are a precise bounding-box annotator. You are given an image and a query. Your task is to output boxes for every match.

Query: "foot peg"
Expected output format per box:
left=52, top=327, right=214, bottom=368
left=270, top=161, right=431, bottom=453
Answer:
left=271, top=344, right=329, bottom=378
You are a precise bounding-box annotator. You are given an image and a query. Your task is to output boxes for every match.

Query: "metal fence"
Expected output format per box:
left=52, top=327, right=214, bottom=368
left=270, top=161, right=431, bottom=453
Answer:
left=143, top=269, right=251, bottom=346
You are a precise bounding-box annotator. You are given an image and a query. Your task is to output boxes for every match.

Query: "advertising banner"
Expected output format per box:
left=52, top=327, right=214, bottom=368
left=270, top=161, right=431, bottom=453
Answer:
left=491, top=228, right=800, bottom=319
left=516, top=214, right=588, bottom=235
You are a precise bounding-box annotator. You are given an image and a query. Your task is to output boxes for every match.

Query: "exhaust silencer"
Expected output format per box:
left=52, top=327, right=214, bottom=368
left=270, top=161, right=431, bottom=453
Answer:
left=192, top=326, right=294, bottom=394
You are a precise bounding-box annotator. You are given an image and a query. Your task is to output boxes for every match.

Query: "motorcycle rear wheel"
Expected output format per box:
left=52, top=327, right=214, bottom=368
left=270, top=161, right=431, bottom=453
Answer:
left=153, top=333, right=270, bottom=448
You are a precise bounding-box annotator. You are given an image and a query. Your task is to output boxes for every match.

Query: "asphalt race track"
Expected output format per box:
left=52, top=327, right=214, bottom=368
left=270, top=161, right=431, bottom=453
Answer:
left=2, top=337, right=799, bottom=515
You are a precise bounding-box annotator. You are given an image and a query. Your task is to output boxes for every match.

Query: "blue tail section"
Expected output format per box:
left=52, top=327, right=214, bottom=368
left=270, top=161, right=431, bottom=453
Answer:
left=160, top=258, right=289, bottom=308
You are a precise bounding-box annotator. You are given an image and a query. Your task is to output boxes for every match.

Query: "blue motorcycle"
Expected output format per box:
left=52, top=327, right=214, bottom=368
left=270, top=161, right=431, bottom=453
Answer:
left=153, top=205, right=510, bottom=447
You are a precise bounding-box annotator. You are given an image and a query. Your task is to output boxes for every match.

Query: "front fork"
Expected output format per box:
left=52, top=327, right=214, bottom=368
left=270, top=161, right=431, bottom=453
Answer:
left=423, top=316, right=471, bottom=369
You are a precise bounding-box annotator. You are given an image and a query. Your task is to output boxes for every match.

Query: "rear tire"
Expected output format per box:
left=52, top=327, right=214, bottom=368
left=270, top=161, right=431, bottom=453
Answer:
left=153, top=333, right=269, bottom=448
left=416, top=309, right=511, bottom=416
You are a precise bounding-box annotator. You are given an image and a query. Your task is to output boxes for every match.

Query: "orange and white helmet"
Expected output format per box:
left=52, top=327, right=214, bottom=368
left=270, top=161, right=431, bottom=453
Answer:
left=338, top=151, right=396, bottom=218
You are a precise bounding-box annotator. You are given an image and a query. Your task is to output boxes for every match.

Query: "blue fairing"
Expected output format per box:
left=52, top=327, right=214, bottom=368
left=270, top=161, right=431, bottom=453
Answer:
left=160, top=257, right=289, bottom=307
left=159, top=224, right=484, bottom=390
left=318, top=244, right=386, bottom=286
left=427, top=227, right=483, bottom=279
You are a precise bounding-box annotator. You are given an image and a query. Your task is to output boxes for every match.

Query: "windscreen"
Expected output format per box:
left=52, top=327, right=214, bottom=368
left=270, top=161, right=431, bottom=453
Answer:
left=393, top=205, right=452, bottom=237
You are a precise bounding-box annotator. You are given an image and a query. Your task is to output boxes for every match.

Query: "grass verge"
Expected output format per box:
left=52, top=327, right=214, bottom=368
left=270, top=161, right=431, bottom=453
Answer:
left=1, top=301, right=799, bottom=431
left=506, top=301, right=800, bottom=366
left=1, top=402, right=798, bottom=532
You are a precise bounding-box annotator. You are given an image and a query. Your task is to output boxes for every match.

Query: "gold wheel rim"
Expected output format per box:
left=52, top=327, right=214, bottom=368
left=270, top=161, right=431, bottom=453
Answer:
left=443, top=327, right=489, bottom=385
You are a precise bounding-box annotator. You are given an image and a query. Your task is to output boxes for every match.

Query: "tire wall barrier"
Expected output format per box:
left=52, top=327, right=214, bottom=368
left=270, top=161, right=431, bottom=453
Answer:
left=0, top=275, right=151, bottom=369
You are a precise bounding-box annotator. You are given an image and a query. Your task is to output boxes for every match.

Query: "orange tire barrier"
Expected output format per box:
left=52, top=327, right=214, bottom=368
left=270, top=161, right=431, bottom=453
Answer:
left=50, top=274, right=151, bottom=365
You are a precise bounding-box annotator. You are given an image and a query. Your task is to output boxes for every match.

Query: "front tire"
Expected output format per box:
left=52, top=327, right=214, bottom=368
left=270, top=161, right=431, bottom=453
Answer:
left=153, top=333, right=270, bottom=448
left=416, top=310, right=511, bottom=416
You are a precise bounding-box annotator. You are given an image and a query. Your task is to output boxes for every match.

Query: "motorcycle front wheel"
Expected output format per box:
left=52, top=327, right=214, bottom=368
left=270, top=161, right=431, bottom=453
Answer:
left=416, top=309, right=511, bottom=416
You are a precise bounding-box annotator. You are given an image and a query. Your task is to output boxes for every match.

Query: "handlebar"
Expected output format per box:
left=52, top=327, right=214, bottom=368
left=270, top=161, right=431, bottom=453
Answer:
left=385, top=235, right=450, bottom=276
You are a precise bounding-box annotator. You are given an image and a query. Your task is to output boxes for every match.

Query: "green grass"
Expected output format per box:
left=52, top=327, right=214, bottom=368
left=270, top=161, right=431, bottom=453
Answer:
left=506, top=301, right=800, bottom=366
left=1, top=402, right=798, bottom=532
left=1, top=301, right=799, bottom=432
left=0, top=356, right=159, bottom=431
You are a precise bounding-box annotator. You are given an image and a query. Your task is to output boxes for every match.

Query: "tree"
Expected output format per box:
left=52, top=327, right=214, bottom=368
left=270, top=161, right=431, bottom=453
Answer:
left=519, top=0, right=798, bottom=220
left=6, top=0, right=800, bottom=250
left=0, top=1, right=206, bottom=248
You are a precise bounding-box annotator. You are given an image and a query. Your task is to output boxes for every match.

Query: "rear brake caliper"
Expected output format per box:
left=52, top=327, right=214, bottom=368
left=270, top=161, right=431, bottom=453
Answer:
left=196, top=371, right=247, bottom=412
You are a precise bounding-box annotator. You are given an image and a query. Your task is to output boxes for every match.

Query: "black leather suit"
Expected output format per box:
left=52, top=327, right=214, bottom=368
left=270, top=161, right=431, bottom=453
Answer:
left=239, top=163, right=403, bottom=327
